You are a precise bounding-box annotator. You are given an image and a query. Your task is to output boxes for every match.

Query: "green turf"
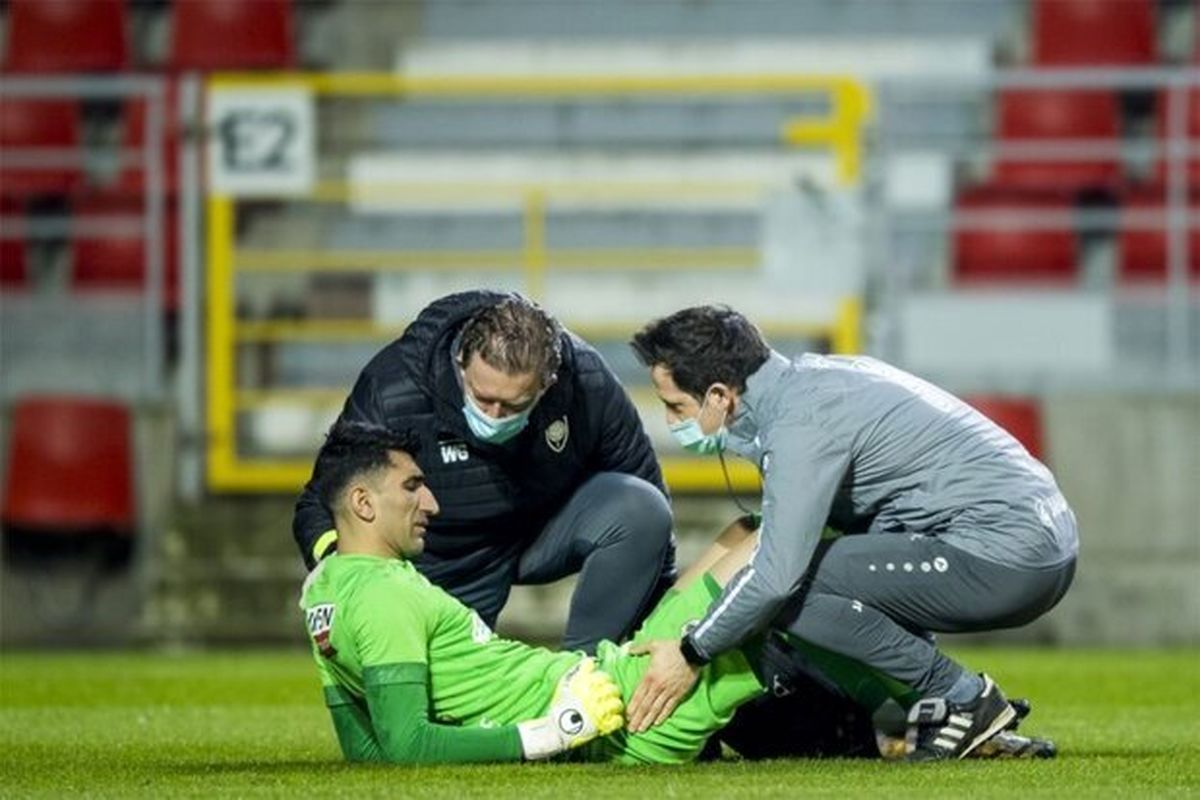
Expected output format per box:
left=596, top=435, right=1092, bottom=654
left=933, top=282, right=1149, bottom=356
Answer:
left=1, top=647, right=1198, bottom=798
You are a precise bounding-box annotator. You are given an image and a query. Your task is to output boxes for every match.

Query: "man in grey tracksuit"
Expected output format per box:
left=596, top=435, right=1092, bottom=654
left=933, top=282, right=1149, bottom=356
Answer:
left=623, top=305, right=1077, bottom=761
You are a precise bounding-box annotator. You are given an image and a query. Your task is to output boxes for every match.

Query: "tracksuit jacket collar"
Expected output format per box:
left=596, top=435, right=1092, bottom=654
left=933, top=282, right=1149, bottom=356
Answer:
left=728, top=349, right=792, bottom=445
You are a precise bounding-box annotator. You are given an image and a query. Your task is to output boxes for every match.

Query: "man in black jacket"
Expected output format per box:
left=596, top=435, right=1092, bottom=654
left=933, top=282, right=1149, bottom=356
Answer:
left=293, top=290, right=676, bottom=651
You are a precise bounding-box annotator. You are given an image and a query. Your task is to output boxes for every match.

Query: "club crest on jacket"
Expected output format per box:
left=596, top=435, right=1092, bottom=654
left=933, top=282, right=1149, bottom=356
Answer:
left=545, top=417, right=569, bottom=453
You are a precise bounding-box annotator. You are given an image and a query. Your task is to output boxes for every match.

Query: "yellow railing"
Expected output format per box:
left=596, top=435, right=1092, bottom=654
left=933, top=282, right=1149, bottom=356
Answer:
left=207, top=72, right=872, bottom=184
left=205, top=72, right=870, bottom=493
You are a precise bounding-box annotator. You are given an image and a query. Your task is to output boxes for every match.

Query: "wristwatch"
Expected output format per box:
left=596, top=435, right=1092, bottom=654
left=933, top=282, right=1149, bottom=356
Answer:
left=679, top=633, right=710, bottom=667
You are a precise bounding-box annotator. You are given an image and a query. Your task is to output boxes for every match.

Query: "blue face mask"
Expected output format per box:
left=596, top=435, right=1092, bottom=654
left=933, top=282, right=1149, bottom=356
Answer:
left=668, top=391, right=727, bottom=455
left=463, top=392, right=534, bottom=444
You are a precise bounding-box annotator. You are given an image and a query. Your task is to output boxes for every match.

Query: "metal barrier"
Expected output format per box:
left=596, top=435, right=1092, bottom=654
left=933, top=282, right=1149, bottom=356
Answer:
left=867, top=67, right=1200, bottom=389
left=201, top=71, right=871, bottom=492
left=0, top=75, right=170, bottom=402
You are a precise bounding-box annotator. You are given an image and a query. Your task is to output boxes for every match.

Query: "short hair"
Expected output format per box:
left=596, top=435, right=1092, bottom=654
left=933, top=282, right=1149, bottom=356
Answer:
left=315, top=420, right=422, bottom=514
left=457, top=295, right=563, bottom=386
left=630, top=305, right=770, bottom=398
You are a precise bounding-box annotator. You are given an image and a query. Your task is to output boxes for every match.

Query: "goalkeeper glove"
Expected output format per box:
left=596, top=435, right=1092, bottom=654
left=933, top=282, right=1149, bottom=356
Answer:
left=517, top=657, right=625, bottom=760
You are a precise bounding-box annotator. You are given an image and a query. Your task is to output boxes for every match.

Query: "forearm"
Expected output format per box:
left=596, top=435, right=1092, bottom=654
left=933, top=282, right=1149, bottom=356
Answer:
left=687, top=508, right=821, bottom=657
left=294, top=484, right=337, bottom=569
left=378, top=715, right=523, bottom=764
left=366, top=678, right=523, bottom=764
left=690, top=436, right=847, bottom=658
left=688, top=528, right=817, bottom=658
left=327, top=702, right=385, bottom=762
left=673, top=517, right=758, bottom=592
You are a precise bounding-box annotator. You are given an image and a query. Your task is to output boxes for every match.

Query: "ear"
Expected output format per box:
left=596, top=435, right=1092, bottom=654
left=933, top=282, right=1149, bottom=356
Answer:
left=709, top=383, right=735, bottom=410
left=348, top=484, right=376, bottom=524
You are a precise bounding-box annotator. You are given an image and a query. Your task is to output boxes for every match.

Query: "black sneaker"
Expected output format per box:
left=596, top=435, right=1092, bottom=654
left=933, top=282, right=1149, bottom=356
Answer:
left=904, top=674, right=1017, bottom=761
left=969, top=729, right=1057, bottom=760
left=1007, top=697, right=1032, bottom=730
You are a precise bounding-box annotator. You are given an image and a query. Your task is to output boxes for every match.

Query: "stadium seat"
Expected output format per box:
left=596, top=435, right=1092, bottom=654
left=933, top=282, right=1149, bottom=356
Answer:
left=168, top=0, right=295, bottom=70
left=994, top=89, right=1122, bottom=191
left=2, top=0, right=130, bottom=73
left=1031, top=0, right=1156, bottom=66
left=1117, top=188, right=1200, bottom=282
left=117, top=90, right=181, bottom=195
left=953, top=186, right=1079, bottom=285
left=963, top=395, right=1045, bottom=462
left=0, top=198, right=28, bottom=288
left=1, top=395, right=135, bottom=534
left=71, top=195, right=179, bottom=310
left=0, top=99, right=83, bottom=199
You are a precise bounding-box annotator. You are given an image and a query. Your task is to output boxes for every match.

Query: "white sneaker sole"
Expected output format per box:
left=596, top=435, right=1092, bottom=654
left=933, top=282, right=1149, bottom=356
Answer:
left=958, top=703, right=1018, bottom=760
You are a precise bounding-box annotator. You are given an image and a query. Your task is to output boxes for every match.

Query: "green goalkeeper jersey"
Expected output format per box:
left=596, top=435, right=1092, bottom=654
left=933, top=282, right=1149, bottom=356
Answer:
left=300, top=553, right=764, bottom=765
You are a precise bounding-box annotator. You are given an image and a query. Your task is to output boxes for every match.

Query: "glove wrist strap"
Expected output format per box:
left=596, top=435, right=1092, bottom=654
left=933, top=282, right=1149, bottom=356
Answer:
left=517, top=717, right=564, bottom=761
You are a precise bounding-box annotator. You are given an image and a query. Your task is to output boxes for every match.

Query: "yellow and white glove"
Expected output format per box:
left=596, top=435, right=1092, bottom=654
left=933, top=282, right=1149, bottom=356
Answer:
left=517, top=657, right=625, bottom=760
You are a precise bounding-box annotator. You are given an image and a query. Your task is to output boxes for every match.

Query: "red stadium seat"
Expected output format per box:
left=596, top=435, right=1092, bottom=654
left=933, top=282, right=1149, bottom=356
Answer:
left=1032, top=0, right=1156, bottom=66
left=2, top=0, right=129, bottom=73
left=994, top=89, right=1122, bottom=191
left=0, top=198, right=28, bottom=287
left=71, top=195, right=179, bottom=310
left=169, top=0, right=295, bottom=70
left=953, top=186, right=1079, bottom=285
left=0, top=99, right=83, bottom=199
left=1117, top=188, right=1200, bottom=282
left=963, top=395, right=1045, bottom=462
left=1, top=396, right=135, bottom=534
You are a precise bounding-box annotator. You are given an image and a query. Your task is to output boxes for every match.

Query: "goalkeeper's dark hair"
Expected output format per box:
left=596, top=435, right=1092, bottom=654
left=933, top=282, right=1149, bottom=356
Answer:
left=630, top=305, right=770, bottom=399
left=315, top=420, right=422, bottom=513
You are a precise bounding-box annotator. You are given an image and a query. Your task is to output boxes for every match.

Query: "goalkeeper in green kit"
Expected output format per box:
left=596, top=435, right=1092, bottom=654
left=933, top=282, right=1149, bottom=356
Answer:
left=299, top=420, right=766, bottom=765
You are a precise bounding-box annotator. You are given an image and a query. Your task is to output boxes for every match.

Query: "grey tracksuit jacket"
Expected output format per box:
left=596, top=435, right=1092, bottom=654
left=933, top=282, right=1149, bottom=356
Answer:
left=690, top=351, right=1079, bottom=659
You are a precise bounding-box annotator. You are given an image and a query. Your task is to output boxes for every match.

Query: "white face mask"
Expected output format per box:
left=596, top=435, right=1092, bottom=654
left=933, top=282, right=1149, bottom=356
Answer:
left=668, top=389, right=727, bottom=455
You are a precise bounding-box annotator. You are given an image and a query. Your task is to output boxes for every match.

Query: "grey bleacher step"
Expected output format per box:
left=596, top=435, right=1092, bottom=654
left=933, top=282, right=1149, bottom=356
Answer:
left=370, top=100, right=826, bottom=149
left=419, top=0, right=1016, bottom=39
left=325, top=209, right=758, bottom=251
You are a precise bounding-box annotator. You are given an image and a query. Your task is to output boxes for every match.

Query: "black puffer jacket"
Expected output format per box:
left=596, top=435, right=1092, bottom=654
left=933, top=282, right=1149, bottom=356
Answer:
left=292, top=290, right=666, bottom=568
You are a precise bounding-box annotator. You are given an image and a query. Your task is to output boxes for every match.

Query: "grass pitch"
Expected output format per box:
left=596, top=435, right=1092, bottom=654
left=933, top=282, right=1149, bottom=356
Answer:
left=1, top=647, right=1197, bottom=798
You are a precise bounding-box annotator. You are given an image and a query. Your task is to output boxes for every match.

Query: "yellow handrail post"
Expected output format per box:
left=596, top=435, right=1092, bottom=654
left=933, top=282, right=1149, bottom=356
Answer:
left=523, top=188, right=548, bottom=301
left=205, top=194, right=237, bottom=488
left=832, top=295, right=863, bottom=355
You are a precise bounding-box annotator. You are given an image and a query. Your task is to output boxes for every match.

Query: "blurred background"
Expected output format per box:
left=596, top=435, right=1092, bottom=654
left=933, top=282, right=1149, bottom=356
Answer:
left=0, top=0, right=1196, bottom=649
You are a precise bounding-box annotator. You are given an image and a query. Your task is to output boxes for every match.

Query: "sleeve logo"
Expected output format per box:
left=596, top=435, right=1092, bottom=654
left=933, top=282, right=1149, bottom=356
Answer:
left=305, top=603, right=337, bottom=658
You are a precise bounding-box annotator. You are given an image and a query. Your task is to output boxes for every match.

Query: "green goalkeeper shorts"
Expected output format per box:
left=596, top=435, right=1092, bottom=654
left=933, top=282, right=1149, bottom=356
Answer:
left=585, top=572, right=765, bottom=765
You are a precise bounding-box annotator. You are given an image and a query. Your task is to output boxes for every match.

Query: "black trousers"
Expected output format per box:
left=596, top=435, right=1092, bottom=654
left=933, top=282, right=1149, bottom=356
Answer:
left=416, top=472, right=676, bottom=653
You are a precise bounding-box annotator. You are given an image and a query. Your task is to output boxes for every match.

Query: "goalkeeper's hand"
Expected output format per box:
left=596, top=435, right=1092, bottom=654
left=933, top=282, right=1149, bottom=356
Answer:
left=517, top=657, right=625, bottom=760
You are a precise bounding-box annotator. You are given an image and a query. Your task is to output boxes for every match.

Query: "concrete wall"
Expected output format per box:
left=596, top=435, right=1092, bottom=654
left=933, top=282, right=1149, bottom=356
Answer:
left=1029, top=393, right=1200, bottom=645
left=2, top=395, right=1197, bottom=646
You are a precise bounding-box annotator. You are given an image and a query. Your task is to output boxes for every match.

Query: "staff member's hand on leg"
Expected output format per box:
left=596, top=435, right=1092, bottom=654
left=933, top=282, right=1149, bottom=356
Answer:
left=626, top=639, right=700, bottom=733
